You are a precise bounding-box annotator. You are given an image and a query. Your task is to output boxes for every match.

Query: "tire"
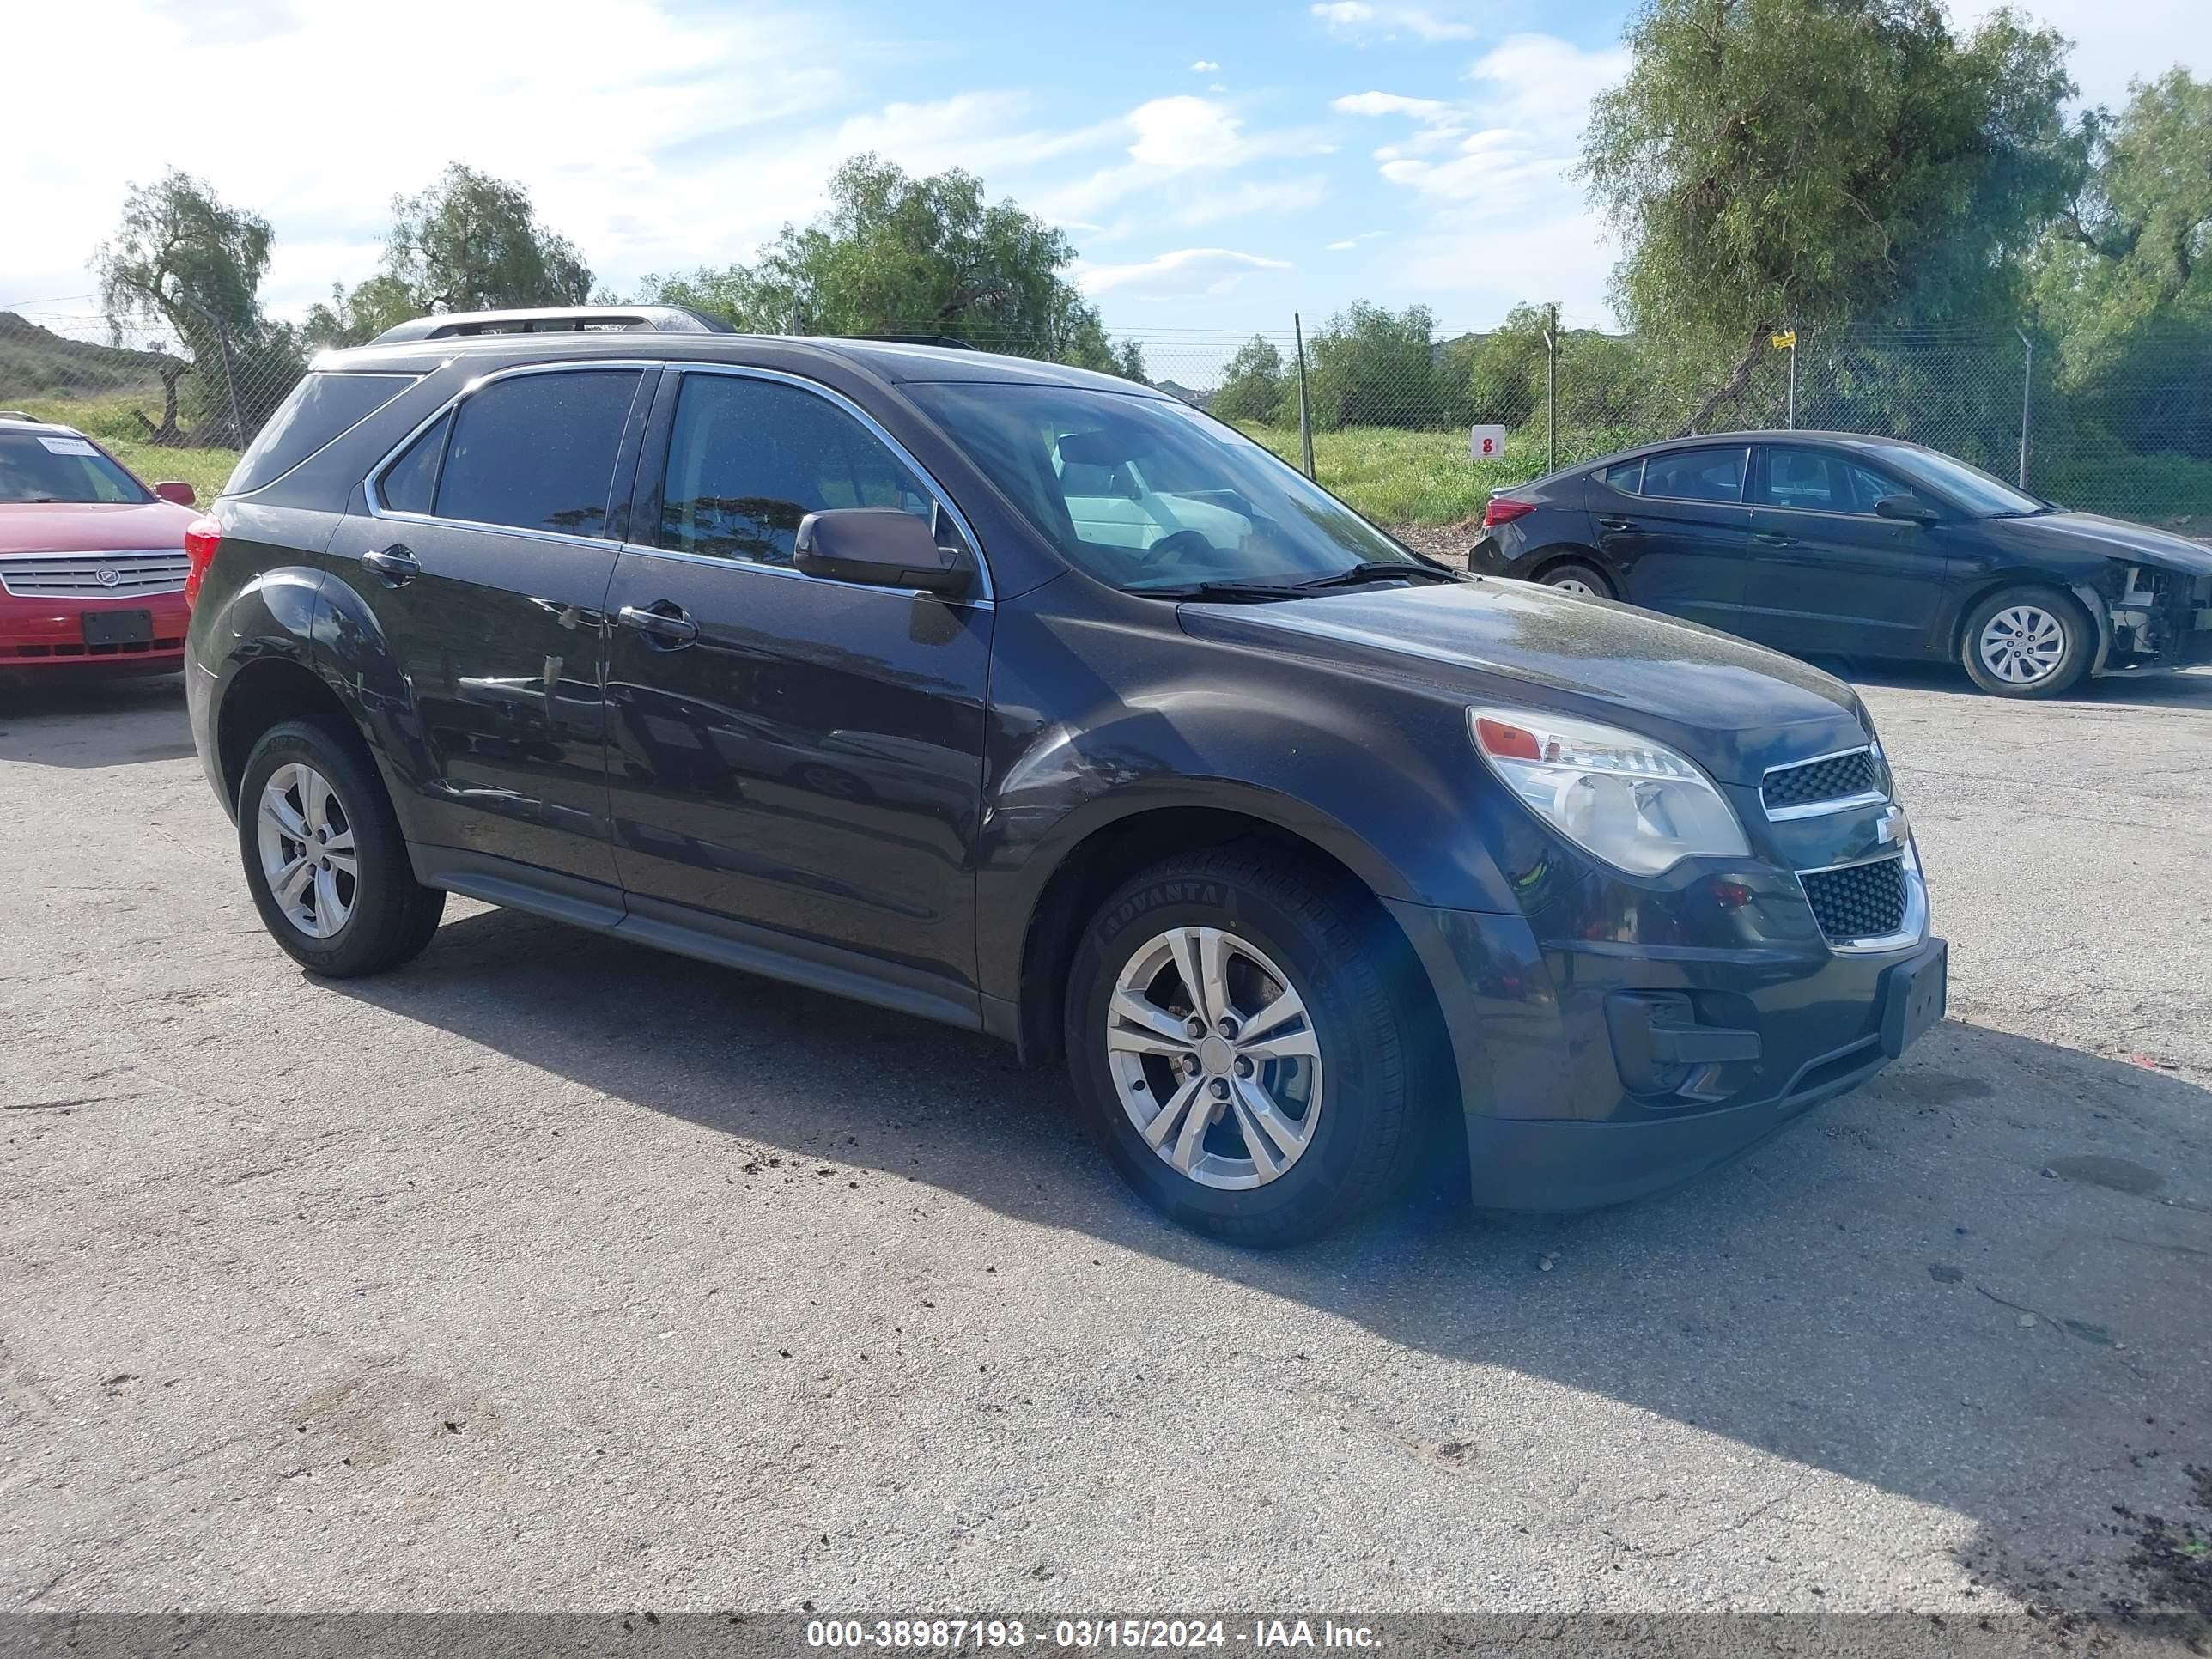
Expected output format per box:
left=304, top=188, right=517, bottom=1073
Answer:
left=236, top=718, right=445, bottom=977
left=1960, top=585, right=2091, bottom=698
left=1063, top=848, right=1425, bottom=1246
left=1537, top=559, right=1613, bottom=599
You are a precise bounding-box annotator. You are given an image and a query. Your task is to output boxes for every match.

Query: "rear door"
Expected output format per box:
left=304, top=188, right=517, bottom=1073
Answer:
left=352, top=362, right=652, bottom=886
left=1741, top=443, right=1953, bottom=659
left=1598, top=445, right=1755, bottom=629
left=599, top=365, right=992, bottom=1014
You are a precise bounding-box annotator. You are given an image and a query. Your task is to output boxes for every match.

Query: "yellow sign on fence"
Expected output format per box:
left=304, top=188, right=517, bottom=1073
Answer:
left=1771, top=331, right=1798, bottom=349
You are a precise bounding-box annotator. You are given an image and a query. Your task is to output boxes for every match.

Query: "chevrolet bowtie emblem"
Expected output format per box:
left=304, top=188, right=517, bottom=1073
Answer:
left=1877, top=805, right=1910, bottom=845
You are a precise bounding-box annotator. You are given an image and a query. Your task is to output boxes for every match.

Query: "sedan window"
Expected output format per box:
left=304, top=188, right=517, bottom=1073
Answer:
left=1600, top=459, right=1644, bottom=493
left=1641, top=447, right=1747, bottom=504
left=1755, top=447, right=1857, bottom=514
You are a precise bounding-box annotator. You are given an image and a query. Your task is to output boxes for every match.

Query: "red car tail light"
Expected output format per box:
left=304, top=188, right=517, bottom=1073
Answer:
left=183, top=516, right=222, bottom=608
left=1483, top=496, right=1536, bottom=529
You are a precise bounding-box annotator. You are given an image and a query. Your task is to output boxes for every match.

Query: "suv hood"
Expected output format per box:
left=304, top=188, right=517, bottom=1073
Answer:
left=1178, top=578, right=1869, bottom=786
left=1992, top=511, right=2212, bottom=575
left=0, top=500, right=199, bottom=555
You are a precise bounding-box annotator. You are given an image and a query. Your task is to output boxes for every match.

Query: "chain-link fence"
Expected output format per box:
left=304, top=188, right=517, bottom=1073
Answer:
left=7, top=301, right=2209, bottom=534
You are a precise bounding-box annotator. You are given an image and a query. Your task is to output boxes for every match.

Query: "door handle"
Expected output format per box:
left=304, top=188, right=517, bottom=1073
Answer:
left=617, top=604, right=699, bottom=647
left=1754, top=532, right=1797, bottom=547
left=1598, top=516, right=1640, bottom=532
left=361, top=544, right=419, bottom=585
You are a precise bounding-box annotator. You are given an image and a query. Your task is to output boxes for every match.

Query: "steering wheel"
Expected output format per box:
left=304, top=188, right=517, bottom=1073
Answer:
left=1136, top=527, right=1215, bottom=572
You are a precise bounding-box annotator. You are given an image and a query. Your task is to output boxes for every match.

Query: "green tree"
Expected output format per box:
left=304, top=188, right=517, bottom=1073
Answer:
left=642, top=155, right=1142, bottom=378
left=1583, top=0, right=2081, bottom=430
left=1212, top=336, right=1289, bottom=423
left=308, top=164, right=592, bottom=348
left=301, top=275, right=416, bottom=351
left=93, top=169, right=300, bottom=444
left=1305, top=301, right=1443, bottom=430
left=1457, top=305, right=1551, bottom=429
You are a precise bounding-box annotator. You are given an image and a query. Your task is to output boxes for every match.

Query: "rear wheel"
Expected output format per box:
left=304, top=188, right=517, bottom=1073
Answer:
left=1960, top=586, right=2090, bottom=697
left=237, top=719, right=444, bottom=976
left=1538, top=559, right=1613, bottom=599
left=1064, top=848, right=1423, bottom=1246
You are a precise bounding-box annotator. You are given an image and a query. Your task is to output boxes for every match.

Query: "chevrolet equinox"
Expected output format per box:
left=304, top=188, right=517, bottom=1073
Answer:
left=184, top=305, right=1948, bottom=1245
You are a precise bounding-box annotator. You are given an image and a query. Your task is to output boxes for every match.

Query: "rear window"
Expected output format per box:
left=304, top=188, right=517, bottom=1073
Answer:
left=433, top=369, right=641, bottom=538
left=227, top=372, right=422, bottom=496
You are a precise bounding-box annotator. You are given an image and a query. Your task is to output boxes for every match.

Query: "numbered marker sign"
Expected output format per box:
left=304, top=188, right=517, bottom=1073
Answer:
left=1469, top=425, right=1508, bottom=461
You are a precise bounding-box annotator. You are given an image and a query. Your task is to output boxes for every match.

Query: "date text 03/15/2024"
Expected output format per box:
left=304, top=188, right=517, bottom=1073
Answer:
left=804, top=1620, right=1383, bottom=1650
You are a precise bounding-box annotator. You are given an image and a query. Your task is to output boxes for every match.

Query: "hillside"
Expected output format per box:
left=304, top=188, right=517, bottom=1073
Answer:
left=0, top=312, right=173, bottom=397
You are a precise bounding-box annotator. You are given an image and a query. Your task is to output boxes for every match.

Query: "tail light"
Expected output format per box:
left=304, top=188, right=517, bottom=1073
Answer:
left=1483, top=496, right=1536, bottom=529
left=183, top=516, right=221, bottom=608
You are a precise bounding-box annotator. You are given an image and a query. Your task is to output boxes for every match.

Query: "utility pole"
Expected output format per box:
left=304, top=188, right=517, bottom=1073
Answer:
left=1544, top=302, right=1559, bottom=473
left=1293, top=313, right=1315, bottom=481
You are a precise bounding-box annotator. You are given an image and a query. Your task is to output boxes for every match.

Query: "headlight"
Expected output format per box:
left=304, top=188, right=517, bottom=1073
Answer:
left=1470, top=706, right=1749, bottom=876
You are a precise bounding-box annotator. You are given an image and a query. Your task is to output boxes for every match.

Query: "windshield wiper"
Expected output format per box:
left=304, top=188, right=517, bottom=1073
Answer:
left=1135, top=579, right=1314, bottom=602
left=1294, top=561, right=1464, bottom=591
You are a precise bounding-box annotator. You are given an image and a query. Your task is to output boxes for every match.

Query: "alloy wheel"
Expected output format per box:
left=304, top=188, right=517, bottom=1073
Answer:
left=1547, top=574, right=1600, bottom=597
left=1977, top=605, right=2067, bottom=685
left=256, top=763, right=357, bottom=939
left=1104, top=926, right=1324, bottom=1191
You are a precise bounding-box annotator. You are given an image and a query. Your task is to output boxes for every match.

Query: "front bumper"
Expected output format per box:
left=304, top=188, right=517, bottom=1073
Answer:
left=0, top=591, right=190, bottom=671
left=1387, top=892, right=1946, bottom=1212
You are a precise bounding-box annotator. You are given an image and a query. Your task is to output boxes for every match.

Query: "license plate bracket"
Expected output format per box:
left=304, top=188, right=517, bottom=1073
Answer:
left=1880, top=939, right=1948, bottom=1059
left=82, top=609, right=155, bottom=647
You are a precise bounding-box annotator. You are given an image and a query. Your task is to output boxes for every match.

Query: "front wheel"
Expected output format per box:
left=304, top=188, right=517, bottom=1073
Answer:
left=1063, top=849, right=1425, bottom=1246
left=237, top=719, right=445, bottom=977
left=1960, top=586, right=2091, bottom=697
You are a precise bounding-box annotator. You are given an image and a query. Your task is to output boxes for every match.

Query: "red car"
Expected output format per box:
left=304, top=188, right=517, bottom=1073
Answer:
left=1, top=412, right=208, bottom=678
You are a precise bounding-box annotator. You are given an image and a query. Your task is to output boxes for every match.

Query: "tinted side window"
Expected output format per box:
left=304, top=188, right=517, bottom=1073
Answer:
left=658, top=374, right=936, bottom=567
left=228, top=372, right=422, bottom=495
left=1643, top=447, right=1746, bottom=504
left=1601, top=459, right=1644, bottom=493
left=1843, top=459, right=1936, bottom=516
left=378, top=411, right=449, bottom=516
left=435, top=369, right=642, bottom=537
left=1755, top=446, right=1853, bottom=513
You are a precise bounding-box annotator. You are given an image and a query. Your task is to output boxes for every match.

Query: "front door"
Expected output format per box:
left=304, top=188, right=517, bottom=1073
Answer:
left=1741, top=444, right=1953, bottom=659
left=601, top=367, right=992, bottom=1010
left=1602, top=444, right=1756, bottom=631
left=348, top=364, right=650, bottom=884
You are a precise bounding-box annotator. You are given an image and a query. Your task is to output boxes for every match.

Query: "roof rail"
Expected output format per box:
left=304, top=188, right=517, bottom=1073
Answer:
left=369, top=305, right=740, bottom=344
left=0, top=410, right=43, bottom=422
left=848, top=332, right=979, bottom=350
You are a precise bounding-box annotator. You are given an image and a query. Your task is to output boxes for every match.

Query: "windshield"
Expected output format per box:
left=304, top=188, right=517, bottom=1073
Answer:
left=906, top=382, right=1424, bottom=592
left=1871, top=443, right=2045, bottom=517
left=0, top=431, right=151, bottom=506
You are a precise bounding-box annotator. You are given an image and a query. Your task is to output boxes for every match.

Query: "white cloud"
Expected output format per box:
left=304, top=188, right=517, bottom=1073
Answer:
left=1332, top=91, right=1456, bottom=119
left=1172, top=177, right=1330, bottom=228
left=1957, top=0, right=2210, bottom=109
left=1325, top=231, right=1388, bottom=250
left=1336, top=33, right=1631, bottom=320
left=1037, top=97, right=1328, bottom=228
left=1073, top=247, right=1291, bottom=298
left=1191, top=58, right=1220, bottom=72
left=1310, top=2, right=1474, bottom=43
left=1127, top=96, right=1249, bottom=168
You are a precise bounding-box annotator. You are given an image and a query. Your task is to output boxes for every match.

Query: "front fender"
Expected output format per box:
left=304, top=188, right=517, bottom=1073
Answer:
left=974, top=668, right=1526, bottom=1004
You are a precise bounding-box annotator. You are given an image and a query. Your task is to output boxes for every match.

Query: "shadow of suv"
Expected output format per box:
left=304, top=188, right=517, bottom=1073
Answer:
left=184, top=306, right=1946, bottom=1245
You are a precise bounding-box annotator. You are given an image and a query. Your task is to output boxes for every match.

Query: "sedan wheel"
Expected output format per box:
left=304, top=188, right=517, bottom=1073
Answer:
left=1977, top=605, right=2067, bottom=687
left=1104, top=925, right=1324, bottom=1190
left=256, top=762, right=357, bottom=939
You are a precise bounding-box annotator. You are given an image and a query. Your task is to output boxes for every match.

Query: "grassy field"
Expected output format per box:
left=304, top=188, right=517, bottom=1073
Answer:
left=1237, top=422, right=1538, bottom=526
left=14, top=392, right=240, bottom=503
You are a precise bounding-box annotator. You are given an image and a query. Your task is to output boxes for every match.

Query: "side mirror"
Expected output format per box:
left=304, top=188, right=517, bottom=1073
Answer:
left=794, top=508, right=974, bottom=597
left=154, top=481, right=198, bottom=507
left=1874, top=494, right=1936, bottom=525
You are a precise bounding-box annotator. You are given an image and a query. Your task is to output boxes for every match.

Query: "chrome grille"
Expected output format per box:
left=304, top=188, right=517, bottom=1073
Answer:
left=1763, top=748, right=1881, bottom=815
left=1800, top=857, right=1908, bottom=945
left=0, top=549, right=190, bottom=599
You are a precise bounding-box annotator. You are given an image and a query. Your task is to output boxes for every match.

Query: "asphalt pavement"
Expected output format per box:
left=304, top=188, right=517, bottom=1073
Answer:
left=2, top=663, right=2208, bottom=1619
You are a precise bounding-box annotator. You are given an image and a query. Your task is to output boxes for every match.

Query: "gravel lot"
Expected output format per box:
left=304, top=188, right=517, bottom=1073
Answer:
left=2, top=662, right=2208, bottom=1618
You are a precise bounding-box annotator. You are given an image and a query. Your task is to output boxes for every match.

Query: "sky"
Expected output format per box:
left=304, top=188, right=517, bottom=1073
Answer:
left=4, top=0, right=2206, bottom=349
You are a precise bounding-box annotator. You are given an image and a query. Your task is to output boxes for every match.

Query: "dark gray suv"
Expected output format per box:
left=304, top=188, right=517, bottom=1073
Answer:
left=184, top=306, right=1946, bottom=1245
